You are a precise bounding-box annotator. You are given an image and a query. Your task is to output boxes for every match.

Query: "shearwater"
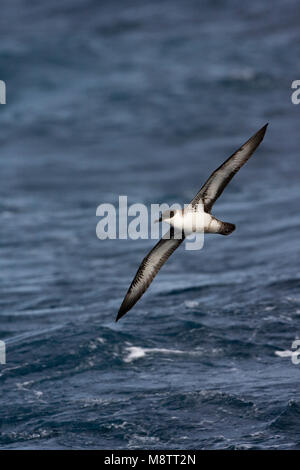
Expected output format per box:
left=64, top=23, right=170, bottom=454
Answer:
left=116, top=124, right=268, bottom=322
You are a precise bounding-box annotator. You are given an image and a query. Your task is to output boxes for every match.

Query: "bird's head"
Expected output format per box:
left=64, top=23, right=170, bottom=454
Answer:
left=154, top=209, right=176, bottom=223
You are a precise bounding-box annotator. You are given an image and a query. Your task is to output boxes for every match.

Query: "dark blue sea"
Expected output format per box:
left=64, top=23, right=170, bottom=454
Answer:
left=0, top=0, right=300, bottom=450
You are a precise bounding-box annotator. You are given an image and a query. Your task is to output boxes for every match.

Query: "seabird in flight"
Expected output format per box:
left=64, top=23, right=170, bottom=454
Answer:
left=116, top=124, right=268, bottom=321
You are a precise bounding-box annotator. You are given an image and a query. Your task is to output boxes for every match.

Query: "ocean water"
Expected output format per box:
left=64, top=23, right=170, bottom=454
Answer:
left=0, top=0, right=300, bottom=449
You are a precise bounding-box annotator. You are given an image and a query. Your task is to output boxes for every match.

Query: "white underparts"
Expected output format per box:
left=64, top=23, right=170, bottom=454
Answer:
left=165, top=210, right=222, bottom=235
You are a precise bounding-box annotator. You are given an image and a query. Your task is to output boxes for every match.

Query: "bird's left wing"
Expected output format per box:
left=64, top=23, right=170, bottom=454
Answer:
left=190, top=124, right=268, bottom=213
left=116, top=229, right=185, bottom=321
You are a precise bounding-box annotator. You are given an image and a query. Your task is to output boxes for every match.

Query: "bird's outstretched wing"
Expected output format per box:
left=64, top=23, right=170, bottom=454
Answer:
left=116, top=229, right=185, bottom=321
left=190, top=124, right=268, bottom=213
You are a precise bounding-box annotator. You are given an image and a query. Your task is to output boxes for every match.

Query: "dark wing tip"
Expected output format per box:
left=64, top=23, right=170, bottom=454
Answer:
left=115, top=312, right=121, bottom=322
left=115, top=313, right=121, bottom=322
left=115, top=304, right=128, bottom=322
left=258, top=122, right=269, bottom=137
left=116, top=294, right=134, bottom=322
left=246, top=122, right=268, bottom=151
left=115, top=311, right=124, bottom=322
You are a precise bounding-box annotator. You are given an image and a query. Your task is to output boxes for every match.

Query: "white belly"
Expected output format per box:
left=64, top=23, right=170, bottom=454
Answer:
left=168, top=210, right=220, bottom=235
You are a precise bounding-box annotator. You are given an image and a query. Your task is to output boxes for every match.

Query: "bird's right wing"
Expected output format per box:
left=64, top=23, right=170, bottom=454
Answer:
left=116, top=229, right=185, bottom=321
left=190, top=124, right=268, bottom=213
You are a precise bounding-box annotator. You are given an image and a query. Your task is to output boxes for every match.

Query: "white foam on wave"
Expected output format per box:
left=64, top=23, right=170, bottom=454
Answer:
left=275, top=350, right=293, bottom=358
left=184, top=300, right=200, bottom=308
left=124, top=346, right=184, bottom=363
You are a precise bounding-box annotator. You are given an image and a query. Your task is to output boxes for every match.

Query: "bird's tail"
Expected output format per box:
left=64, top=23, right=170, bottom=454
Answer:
left=218, top=221, right=236, bottom=236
